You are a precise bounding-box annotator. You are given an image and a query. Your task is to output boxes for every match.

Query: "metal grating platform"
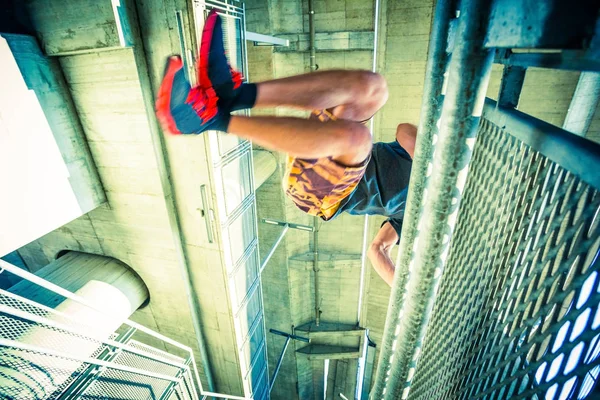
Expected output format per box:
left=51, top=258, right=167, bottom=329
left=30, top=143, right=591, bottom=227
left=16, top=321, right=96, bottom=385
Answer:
left=408, top=114, right=600, bottom=399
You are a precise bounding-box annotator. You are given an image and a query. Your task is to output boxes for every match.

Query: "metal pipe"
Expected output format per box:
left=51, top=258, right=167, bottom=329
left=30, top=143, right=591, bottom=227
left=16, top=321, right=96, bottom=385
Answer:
left=269, top=336, right=291, bottom=393
left=370, top=0, right=455, bottom=396
left=267, top=329, right=309, bottom=393
left=245, top=31, right=290, bottom=47
left=308, top=0, right=317, bottom=71
left=260, top=225, right=289, bottom=273
left=262, top=218, right=314, bottom=231
left=357, top=0, right=382, bottom=327
left=313, top=216, right=320, bottom=326
left=355, top=329, right=370, bottom=399
left=307, top=0, right=319, bottom=327
left=563, top=71, right=600, bottom=136
left=269, top=329, right=310, bottom=343
left=376, top=0, right=494, bottom=398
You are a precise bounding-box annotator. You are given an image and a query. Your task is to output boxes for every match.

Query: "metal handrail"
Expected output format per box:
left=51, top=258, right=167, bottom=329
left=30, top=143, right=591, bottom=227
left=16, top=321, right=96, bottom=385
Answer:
left=0, top=304, right=189, bottom=370
left=370, top=0, right=454, bottom=396
left=371, top=0, right=494, bottom=398
left=483, top=98, right=600, bottom=191
left=0, top=338, right=182, bottom=383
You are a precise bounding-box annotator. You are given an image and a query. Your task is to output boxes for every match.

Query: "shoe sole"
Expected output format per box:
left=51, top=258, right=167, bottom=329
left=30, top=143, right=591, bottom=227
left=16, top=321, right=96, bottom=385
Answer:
left=156, top=56, right=184, bottom=135
left=198, top=10, right=218, bottom=90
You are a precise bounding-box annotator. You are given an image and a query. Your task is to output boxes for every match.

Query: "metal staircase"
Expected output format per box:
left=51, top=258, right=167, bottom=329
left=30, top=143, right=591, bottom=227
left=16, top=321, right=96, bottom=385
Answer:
left=0, top=259, right=248, bottom=400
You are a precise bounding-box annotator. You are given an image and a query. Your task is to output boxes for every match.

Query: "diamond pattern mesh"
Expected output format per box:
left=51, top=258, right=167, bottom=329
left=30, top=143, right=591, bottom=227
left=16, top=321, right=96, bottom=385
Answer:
left=0, top=298, right=196, bottom=400
left=0, top=291, right=52, bottom=318
left=409, top=118, right=600, bottom=399
left=80, top=368, right=172, bottom=400
left=0, top=347, right=102, bottom=399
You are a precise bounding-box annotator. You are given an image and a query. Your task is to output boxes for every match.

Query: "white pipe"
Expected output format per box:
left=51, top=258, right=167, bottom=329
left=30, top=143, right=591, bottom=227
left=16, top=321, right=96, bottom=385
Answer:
left=357, top=0, right=382, bottom=326
left=563, top=71, right=600, bottom=137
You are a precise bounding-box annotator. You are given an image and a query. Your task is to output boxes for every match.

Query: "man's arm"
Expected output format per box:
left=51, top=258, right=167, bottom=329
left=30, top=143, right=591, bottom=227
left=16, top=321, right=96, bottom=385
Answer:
left=367, top=221, right=399, bottom=287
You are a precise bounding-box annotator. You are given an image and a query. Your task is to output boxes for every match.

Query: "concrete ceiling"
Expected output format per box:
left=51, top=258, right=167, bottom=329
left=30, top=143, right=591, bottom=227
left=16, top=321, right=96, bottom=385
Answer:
left=4, top=0, right=600, bottom=399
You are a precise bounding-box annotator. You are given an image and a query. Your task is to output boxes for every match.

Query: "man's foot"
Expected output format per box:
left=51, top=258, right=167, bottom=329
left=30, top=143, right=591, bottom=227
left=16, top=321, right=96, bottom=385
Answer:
left=156, top=56, right=230, bottom=134
left=199, top=10, right=243, bottom=105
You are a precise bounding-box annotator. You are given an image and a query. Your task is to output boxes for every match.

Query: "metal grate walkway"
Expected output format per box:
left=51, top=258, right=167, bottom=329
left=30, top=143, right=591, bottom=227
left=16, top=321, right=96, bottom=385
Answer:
left=410, top=106, right=600, bottom=400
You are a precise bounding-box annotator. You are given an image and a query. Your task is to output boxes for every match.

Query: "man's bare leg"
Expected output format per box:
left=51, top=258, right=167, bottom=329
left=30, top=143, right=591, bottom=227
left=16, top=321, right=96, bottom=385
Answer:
left=157, top=55, right=388, bottom=165
left=224, top=70, right=388, bottom=166
left=253, top=70, right=388, bottom=122
left=228, top=115, right=372, bottom=166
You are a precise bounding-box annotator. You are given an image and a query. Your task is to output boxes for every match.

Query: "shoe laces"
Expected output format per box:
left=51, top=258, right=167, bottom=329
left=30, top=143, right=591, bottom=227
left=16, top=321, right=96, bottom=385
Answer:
left=186, top=86, right=218, bottom=122
left=230, top=67, right=243, bottom=89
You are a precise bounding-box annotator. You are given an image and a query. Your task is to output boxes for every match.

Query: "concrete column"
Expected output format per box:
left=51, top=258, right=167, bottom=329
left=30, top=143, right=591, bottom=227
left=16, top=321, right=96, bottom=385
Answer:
left=0, top=34, right=106, bottom=256
left=312, top=359, right=326, bottom=400
left=1, top=252, right=149, bottom=399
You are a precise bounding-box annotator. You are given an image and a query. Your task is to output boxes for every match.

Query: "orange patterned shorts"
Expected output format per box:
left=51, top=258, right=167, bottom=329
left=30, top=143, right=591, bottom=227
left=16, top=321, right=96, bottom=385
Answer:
left=283, top=110, right=370, bottom=220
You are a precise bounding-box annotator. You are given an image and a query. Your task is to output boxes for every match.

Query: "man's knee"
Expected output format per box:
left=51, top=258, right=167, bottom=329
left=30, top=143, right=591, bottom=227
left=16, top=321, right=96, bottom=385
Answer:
left=352, top=71, right=388, bottom=104
left=334, top=122, right=372, bottom=165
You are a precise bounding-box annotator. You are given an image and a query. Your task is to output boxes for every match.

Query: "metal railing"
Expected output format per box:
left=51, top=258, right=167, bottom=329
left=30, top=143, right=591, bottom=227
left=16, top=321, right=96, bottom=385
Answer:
left=0, top=259, right=251, bottom=400
left=370, top=0, right=600, bottom=399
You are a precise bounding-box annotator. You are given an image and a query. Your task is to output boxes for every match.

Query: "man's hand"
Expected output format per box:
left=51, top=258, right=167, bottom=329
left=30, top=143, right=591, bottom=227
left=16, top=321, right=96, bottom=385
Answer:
left=367, top=221, right=399, bottom=287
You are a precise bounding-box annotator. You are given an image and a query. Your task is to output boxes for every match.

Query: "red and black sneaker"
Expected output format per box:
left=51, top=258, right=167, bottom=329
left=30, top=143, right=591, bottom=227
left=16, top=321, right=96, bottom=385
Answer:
left=156, top=56, right=229, bottom=134
left=198, top=10, right=244, bottom=106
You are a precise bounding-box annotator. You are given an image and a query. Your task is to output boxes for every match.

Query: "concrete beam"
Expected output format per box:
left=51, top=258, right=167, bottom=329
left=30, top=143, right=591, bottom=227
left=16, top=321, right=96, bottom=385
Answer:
left=274, top=31, right=374, bottom=53
left=295, top=322, right=365, bottom=361
left=289, top=253, right=361, bottom=270
left=24, top=0, right=133, bottom=55
left=297, top=345, right=361, bottom=360
left=2, top=34, right=106, bottom=212
left=0, top=34, right=106, bottom=256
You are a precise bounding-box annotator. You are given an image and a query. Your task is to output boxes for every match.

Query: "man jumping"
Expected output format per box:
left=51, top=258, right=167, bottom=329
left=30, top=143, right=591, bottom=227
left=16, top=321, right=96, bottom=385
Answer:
left=156, top=11, right=415, bottom=286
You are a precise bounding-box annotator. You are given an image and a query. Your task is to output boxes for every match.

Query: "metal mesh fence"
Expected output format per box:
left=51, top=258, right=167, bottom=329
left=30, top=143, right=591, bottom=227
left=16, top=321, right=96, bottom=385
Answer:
left=409, top=117, right=600, bottom=400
